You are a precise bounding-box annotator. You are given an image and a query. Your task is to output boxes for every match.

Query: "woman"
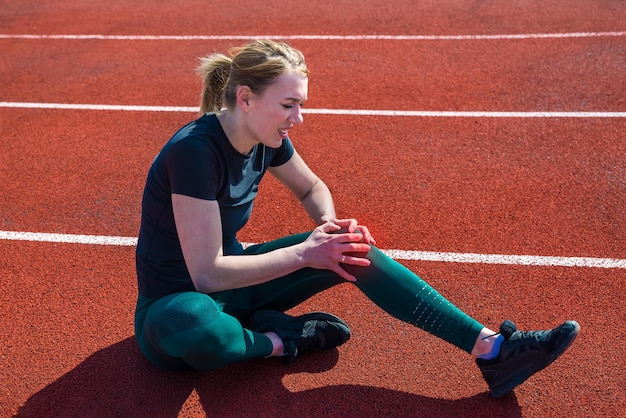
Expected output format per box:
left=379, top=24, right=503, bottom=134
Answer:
left=134, top=40, right=579, bottom=398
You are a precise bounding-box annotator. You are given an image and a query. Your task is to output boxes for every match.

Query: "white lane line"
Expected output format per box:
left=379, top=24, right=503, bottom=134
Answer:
left=383, top=249, right=626, bottom=269
left=0, top=230, right=138, bottom=246
left=1, top=102, right=624, bottom=118
left=0, top=32, right=624, bottom=41
left=1, top=230, right=624, bottom=269
left=307, top=109, right=626, bottom=118
left=0, top=102, right=197, bottom=113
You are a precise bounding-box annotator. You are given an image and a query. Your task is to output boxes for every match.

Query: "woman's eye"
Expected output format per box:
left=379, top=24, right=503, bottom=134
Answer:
left=283, top=103, right=305, bottom=109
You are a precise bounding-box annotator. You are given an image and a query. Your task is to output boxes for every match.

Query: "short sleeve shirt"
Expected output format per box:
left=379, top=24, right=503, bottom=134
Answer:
left=136, top=113, right=294, bottom=298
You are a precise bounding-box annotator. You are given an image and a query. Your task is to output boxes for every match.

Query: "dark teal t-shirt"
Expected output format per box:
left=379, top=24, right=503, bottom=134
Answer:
left=136, top=113, right=294, bottom=298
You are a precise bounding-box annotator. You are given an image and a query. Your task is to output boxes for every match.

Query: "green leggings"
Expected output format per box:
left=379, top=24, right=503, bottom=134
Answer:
left=134, top=232, right=485, bottom=370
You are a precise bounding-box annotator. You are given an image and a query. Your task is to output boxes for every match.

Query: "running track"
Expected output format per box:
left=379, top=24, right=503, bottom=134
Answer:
left=1, top=1, right=625, bottom=417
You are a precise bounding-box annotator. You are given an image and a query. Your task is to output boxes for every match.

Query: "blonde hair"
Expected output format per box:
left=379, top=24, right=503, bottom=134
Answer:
left=197, top=40, right=309, bottom=115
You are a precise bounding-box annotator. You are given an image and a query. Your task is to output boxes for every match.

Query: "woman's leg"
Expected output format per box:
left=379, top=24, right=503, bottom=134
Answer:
left=226, top=232, right=486, bottom=354
left=134, top=232, right=490, bottom=371
left=347, top=245, right=486, bottom=354
left=134, top=292, right=274, bottom=371
left=133, top=233, right=351, bottom=371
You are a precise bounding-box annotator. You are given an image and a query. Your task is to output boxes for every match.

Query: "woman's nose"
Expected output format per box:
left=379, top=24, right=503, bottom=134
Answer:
left=289, top=107, right=304, bottom=124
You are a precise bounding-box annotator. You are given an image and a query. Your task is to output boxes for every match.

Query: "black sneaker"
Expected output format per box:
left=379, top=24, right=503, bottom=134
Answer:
left=249, top=310, right=351, bottom=365
left=476, top=319, right=580, bottom=398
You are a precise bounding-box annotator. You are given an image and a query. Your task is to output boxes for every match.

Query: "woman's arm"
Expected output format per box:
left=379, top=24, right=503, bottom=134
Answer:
left=269, top=151, right=335, bottom=225
left=270, top=151, right=376, bottom=244
left=172, top=193, right=371, bottom=293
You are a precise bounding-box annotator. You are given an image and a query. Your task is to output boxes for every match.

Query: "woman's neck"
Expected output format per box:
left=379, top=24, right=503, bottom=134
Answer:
left=216, top=110, right=257, bottom=155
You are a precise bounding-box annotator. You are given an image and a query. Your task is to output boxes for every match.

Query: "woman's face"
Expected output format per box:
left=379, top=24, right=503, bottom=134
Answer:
left=246, top=71, right=308, bottom=149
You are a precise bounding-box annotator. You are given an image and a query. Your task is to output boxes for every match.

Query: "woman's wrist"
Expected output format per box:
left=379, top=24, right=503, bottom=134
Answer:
left=319, top=214, right=336, bottom=225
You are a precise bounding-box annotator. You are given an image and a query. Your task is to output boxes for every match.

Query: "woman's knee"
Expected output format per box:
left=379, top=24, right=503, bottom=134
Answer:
left=140, top=293, right=221, bottom=352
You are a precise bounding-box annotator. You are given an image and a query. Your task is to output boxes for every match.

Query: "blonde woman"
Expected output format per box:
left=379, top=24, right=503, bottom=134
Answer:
left=134, top=40, right=579, bottom=398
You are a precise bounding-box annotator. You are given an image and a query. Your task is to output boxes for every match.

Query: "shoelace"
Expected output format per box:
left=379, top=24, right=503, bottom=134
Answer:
left=481, top=332, right=501, bottom=341
left=484, top=329, right=549, bottom=343
left=507, top=329, right=552, bottom=346
left=295, top=321, right=323, bottom=352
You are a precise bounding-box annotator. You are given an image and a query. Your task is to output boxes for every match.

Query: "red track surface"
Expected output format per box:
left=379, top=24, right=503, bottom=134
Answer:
left=1, top=1, right=625, bottom=417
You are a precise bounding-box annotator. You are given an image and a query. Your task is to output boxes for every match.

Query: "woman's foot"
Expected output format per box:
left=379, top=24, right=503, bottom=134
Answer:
left=476, top=319, right=580, bottom=398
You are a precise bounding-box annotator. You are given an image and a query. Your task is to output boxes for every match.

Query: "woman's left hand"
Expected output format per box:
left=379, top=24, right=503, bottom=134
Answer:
left=320, top=216, right=377, bottom=245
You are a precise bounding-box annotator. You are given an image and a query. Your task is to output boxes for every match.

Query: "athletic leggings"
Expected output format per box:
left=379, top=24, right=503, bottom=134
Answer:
left=134, top=232, right=485, bottom=370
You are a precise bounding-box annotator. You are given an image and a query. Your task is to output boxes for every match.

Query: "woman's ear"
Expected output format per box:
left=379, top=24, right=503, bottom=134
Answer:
left=236, top=85, right=252, bottom=110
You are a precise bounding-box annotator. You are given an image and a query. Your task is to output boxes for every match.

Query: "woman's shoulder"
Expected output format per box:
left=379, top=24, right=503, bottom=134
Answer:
left=175, top=113, right=220, bottom=139
left=163, top=113, right=224, bottom=151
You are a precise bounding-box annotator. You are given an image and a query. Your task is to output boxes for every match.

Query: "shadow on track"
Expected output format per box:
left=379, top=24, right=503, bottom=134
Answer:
left=16, top=337, right=521, bottom=417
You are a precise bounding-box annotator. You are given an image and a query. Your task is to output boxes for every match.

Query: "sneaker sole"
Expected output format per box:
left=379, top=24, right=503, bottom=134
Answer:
left=490, top=320, right=580, bottom=398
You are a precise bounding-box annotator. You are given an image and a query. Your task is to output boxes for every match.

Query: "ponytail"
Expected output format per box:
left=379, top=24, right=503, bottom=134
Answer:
left=197, top=40, right=308, bottom=115
left=197, top=53, right=232, bottom=115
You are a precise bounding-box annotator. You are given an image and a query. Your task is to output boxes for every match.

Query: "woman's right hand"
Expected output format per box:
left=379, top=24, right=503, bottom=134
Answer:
left=301, top=221, right=372, bottom=282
